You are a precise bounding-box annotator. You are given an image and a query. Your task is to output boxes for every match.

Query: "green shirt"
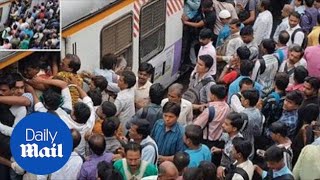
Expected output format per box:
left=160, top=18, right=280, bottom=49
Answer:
left=113, top=159, right=158, bottom=180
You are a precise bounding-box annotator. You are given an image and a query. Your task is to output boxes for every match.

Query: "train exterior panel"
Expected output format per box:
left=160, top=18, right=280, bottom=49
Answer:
left=62, top=0, right=184, bottom=87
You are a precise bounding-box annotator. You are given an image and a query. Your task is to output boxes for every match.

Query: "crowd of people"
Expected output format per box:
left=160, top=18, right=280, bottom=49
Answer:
left=0, top=0, right=60, bottom=49
left=0, top=0, right=320, bottom=179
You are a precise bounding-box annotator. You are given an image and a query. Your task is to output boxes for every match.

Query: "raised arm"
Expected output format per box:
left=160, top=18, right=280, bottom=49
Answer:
left=0, top=96, right=31, bottom=106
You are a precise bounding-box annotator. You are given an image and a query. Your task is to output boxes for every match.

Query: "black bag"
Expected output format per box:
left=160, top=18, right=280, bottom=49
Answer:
left=225, top=163, right=249, bottom=180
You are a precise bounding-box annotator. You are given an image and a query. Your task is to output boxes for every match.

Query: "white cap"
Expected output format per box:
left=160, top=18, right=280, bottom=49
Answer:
left=219, top=10, right=231, bottom=19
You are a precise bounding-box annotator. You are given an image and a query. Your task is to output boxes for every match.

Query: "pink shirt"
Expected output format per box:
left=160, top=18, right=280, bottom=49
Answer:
left=197, top=42, right=217, bottom=76
left=286, top=83, right=304, bottom=92
left=193, top=101, right=230, bottom=141
left=304, top=45, right=320, bottom=79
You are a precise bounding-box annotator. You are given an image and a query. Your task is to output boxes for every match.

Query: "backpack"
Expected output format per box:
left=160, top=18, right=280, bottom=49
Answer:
left=258, top=55, right=280, bottom=76
left=291, top=28, right=308, bottom=49
left=262, top=92, right=285, bottom=131
left=141, top=142, right=158, bottom=165
left=216, top=34, right=241, bottom=56
left=263, top=169, right=294, bottom=180
left=301, top=10, right=316, bottom=34
left=238, top=1, right=250, bottom=22
left=183, top=76, right=214, bottom=104
left=129, top=105, right=163, bottom=130
left=202, top=106, right=215, bottom=140
left=225, top=163, right=249, bottom=180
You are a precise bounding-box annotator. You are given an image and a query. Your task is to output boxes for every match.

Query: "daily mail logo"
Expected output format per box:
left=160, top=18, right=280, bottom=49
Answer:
left=10, top=113, right=72, bottom=175
left=20, top=129, right=63, bottom=158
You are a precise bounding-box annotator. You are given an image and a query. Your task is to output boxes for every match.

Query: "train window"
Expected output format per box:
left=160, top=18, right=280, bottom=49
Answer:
left=139, top=0, right=166, bottom=62
left=100, top=14, right=133, bottom=68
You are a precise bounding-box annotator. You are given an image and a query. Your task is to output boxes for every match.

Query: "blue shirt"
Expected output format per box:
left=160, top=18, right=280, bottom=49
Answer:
left=277, top=110, right=298, bottom=139
left=184, top=0, right=201, bottom=19
left=185, top=144, right=211, bottom=167
left=151, top=119, right=185, bottom=156
left=228, top=76, right=263, bottom=102
left=262, top=165, right=293, bottom=179
left=216, top=24, right=245, bottom=47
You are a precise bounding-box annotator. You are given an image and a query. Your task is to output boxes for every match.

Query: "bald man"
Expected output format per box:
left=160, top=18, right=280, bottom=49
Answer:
left=273, top=4, right=294, bottom=42
left=141, top=161, right=179, bottom=180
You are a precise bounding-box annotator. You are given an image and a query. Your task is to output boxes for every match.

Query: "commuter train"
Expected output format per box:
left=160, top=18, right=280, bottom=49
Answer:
left=0, top=0, right=185, bottom=88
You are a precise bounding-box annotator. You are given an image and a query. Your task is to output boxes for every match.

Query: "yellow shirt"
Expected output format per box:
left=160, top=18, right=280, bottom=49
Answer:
left=307, top=26, right=320, bottom=46
left=56, top=72, right=83, bottom=106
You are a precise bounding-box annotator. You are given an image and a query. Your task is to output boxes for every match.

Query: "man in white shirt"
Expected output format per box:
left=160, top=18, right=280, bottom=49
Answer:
left=286, top=12, right=305, bottom=47
left=279, top=44, right=307, bottom=86
left=197, top=28, right=217, bottom=76
left=253, top=0, right=273, bottom=45
left=135, top=62, right=153, bottom=109
left=230, top=78, right=253, bottom=113
left=273, top=4, right=293, bottom=42
left=161, top=83, right=193, bottom=126
left=32, top=78, right=95, bottom=156
left=115, top=71, right=136, bottom=135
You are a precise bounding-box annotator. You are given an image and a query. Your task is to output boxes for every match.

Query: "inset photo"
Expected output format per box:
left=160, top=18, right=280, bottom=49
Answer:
left=0, top=0, right=60, bottom=50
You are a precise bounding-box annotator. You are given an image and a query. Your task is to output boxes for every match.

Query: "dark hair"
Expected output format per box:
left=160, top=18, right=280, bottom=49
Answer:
left=269, top=121, right=289, bottom=137
left=294, top=66, right=308, bottom=84
left=183, top=168, right=203, bottom=180
left=10, top=73, right=24, bottom=84
left=289, top=11, right=301, bottom=20
left=73, top=102, right=91, bottom=124
left=261, top=0, right=270, bottom=10
left=264, top=145, right=284, bottom=163
left=97, top=161, right=123, bottom=180
left=240, top=25, right=254, bottom=36
left=101, top=53, right=117, bottom=70
left=87, top=89, right=102, bottom=106
left=185, top=125, right=203, bottom=146
left=304, top=76, right=320, bottom=92
left=261, top=39, right=276, bottom=54
left=210, top=84, right=227, bottom=100
left=149, top=83, right=165, bottom=105
left=198, top=55, right=213, bottom=69
left=124, top=141, right=142, bottom=154
left=65, top=54, right=81, bottom=73
left=42, top=89, right=61, bottom=110
left=102, top=117, right=120, bottom=137
left=298, top=103, right=319, bottom=125
left=101, top=101, right=117, bottom=117
left=88, top=133, right=106, bottom=156
left=132, top=119, right=151, bottom=139
left=163, top=101, right=181, bottom=117
left=278, top=31, right=290, bottom=45
left=229, top=19, right=241, bottom=27
left=71, top=129, right=81, bottom=150
left=275, top=72, right=289, bottom=91
left=239, top=78, right=253, bottom=89
left=198, top=161, right=217, bottom=180
left=241, top=89, right=259, bottom=107
left=240, top=60, right=254, bottom=76
left=286, top=90, right=304, bottom=106
left=226, top=112, right=245, bottom=131
left=4, top=73, right=17, bottom=89
left=201, top=0, right=213, bottom=8
left=232, top=137, right=252, bottom=160
left=236, top=46, right=251, bottom=60
left=173, top=152, right=190, bottom=173
left=121, top=70, right=136, bottom=89
left=305, top=0, right=314, bottom=7
left=138, top=62, right=154, bottom=75
left=92, top=75, right=108, bottom=91
left=199, top=28, right=213, bottom=39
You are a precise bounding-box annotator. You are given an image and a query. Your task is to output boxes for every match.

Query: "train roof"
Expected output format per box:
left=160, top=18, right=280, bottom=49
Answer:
left=62, top=0, right=121, bottom=30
